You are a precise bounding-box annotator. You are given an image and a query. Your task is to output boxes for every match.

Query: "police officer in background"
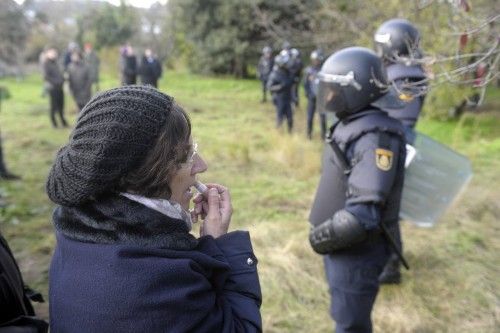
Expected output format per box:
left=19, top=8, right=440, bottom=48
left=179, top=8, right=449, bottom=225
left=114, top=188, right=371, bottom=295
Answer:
left=374, top=19, right=428, bottom=284
left=374, top=18, right=428, bottom=144
left=267, top=50, right=294, bottom=133
left=309, top=47, right=407, bottom=333
left=289, top=48, right=303, bottom=107
left=304, top=49, right=326, bottom=140
left=257, top=46, right=274, bottom=103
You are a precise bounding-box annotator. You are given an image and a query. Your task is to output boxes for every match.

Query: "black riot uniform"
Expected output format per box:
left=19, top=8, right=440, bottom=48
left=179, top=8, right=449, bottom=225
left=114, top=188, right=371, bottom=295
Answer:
left=374, top=19, right=428, bottom=284
left=257, top=46, right=274, bottom=103
left=375, top=18, right=428, bottom=143
left=308, top=47, right=407, bottom=333
left=267, top=51, right=294, bottom=132
left=304, top=49, right=326, bottom=140
left=289, top=48, right=303, bottom=107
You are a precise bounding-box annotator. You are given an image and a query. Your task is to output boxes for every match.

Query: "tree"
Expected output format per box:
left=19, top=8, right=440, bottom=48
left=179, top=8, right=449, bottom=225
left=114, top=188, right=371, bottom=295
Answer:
left=91, top=2, right=139, bottom=49
left=0, top=0, right=29, bottom=76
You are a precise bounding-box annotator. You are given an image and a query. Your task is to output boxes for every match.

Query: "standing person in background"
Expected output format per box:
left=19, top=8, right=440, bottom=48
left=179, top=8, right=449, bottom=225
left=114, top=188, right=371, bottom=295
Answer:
left=68, top=51, right=92, bottom=112
left=138, top=48, right=162, bottom=88
left=63, top=42, right=79, bottom=73
left=289, top=48, right=303, bottom=107
left=374, top=19, right=428, bottom=284
left=257, top=46, right=274, bottom=103
left=84, top=43, right=100, bottom=94
left=121, top=44, right=137, bottom=86
left=304, top=49, right=326, bottom=140
left=267, top=51, right=294, bottom=133
left=43, top=48, right=68, bottom=128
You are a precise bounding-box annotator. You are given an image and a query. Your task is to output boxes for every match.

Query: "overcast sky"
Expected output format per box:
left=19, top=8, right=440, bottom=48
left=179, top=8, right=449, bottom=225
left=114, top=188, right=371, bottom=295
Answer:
left=14, top=0, right=168, bottom=8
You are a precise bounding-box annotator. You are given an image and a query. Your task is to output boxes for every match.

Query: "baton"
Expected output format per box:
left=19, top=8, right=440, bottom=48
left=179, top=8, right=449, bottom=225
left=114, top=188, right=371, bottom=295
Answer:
left=379, top=222, right=410, bottom=270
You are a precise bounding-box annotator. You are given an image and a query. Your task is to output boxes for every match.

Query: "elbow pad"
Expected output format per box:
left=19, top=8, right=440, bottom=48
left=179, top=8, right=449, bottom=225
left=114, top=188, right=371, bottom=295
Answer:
left=309, top=210, right=367, bottom=255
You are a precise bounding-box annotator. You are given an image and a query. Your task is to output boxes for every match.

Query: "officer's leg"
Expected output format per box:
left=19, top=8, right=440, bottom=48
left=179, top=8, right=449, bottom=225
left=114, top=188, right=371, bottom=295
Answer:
left=49, top=89, right=58, bottom=128
left=275, top=96, right=284, bottom=129
left=285, top=102, right=293, bottom=133
left=379, top=223, right=402, bottom=284
left=261, top=80, right=267, bottom=102
left=324, top=241, right=389, bottom=333
left=306, top=97, right=315, bottom=139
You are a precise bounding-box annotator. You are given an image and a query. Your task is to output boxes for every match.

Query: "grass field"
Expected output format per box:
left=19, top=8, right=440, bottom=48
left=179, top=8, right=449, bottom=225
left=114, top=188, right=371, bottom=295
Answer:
left=0, top=71, right=499, bottom=332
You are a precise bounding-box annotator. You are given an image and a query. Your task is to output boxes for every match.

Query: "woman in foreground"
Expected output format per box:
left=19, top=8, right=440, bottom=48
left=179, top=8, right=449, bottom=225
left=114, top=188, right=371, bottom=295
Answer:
left=46, top=85, right=262, bottom=332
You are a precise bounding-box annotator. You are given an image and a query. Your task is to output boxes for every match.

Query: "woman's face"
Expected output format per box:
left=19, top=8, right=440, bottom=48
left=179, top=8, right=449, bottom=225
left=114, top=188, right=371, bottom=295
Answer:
left=169, top=138, right=207, bottom=210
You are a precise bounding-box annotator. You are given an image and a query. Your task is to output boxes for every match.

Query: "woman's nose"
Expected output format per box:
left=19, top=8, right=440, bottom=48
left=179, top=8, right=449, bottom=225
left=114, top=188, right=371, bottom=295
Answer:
left=191, top=154, right=208, bottom=175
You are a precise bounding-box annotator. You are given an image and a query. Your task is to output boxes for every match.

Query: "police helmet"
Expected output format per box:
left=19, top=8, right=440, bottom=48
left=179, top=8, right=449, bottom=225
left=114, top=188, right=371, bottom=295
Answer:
left=290, top=48, right=300, bottom=59
left=310, top=49, right=325, bottom=62
left=262, top=46, right=272, bottom=55
left=274, top=50, right=290, bottom=68
left=374, top=19, right=420, bottom=62
left=316, top=47, right=403, bottom=118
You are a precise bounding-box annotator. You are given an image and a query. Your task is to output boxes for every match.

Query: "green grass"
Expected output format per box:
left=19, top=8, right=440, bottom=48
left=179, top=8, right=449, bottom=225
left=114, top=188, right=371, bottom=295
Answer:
left=0, top=71, right=499, bottom=332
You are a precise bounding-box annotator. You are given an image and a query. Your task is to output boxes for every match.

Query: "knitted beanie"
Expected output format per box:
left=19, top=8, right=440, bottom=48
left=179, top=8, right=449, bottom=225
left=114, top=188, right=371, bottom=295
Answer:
left=46, top=85, right=174, bottom=206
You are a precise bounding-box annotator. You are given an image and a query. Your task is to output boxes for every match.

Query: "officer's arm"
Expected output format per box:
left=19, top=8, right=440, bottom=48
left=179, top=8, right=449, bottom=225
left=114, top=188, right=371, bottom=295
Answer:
left=344, top=132, right=403, bottom=229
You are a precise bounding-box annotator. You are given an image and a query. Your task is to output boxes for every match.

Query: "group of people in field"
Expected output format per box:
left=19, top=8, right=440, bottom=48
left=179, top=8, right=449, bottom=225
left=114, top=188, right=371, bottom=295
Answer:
left=258, top=42, right=327, bottom=139
left=40, top=42, right=162, bottom=128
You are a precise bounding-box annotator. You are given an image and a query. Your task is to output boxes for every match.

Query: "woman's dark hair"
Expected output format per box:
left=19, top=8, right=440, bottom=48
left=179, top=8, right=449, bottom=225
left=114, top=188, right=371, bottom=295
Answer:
left=118, top=103, right=192, bottom=198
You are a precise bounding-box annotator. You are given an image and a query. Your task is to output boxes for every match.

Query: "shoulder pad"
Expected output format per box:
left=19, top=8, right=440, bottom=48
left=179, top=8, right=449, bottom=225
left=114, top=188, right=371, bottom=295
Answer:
left=333, top=110, right=405, bottom=147
left=387, top=63, right=426, bottom=81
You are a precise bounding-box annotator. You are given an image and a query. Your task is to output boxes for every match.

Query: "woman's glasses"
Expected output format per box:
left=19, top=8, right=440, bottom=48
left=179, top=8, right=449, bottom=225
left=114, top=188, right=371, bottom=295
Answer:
left=185, top=142, right=198, bottom=166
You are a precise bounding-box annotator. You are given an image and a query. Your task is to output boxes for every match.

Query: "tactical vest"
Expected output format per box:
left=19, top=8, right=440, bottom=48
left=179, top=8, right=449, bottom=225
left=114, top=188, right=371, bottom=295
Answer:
left=309, top=109, right=406, bottom=231
left=385, top=63, right=427, bottom=128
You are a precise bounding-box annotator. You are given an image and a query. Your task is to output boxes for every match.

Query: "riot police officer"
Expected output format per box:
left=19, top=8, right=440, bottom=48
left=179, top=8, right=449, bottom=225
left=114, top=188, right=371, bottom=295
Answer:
left=304, top=49, right=326, bottom=140
left=289, top=48, right=303, bottom=107
left=257, top=46, right=274, bottom=103
left=309, top=47, right=407, bottom=333
left=374, top=18, right=428, bottom=284
left=267, top=50, right=294, bottom=132
left=374, top=18, right=428, bottom=143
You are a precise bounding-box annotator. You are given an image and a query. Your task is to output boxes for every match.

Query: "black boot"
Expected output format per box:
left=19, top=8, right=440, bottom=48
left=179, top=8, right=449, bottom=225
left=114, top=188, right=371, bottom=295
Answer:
left=379, top=253, right=401, bottom=284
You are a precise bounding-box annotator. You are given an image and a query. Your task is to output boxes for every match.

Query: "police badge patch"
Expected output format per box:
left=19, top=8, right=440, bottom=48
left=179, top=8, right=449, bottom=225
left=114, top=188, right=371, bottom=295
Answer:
left=375, top=148, right=393, bottom=171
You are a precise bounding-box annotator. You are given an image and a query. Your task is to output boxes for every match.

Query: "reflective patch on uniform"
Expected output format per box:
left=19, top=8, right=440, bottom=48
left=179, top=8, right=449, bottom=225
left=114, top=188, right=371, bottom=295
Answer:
left=399, top=92, right=414, bottom=102
left=375, top=148, right=393, bottom=171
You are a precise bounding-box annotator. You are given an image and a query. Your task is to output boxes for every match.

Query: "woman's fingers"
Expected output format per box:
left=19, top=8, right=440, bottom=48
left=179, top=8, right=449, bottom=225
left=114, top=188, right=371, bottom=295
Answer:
left=206, top=188, right=220, bottom=221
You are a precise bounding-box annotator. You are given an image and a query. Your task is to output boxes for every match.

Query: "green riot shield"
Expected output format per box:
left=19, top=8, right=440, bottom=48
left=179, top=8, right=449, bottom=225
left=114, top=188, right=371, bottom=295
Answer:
left=400, top=133, right=473, bottom=227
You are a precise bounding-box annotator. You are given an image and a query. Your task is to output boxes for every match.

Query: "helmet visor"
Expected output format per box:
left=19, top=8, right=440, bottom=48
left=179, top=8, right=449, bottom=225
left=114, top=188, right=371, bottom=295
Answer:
left=316, top=81, right=346, bottom=114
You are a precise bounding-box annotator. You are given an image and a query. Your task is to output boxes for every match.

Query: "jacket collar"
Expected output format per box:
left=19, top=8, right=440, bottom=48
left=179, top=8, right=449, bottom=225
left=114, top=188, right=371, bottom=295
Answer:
left=52, top=194, right=198, bottom=250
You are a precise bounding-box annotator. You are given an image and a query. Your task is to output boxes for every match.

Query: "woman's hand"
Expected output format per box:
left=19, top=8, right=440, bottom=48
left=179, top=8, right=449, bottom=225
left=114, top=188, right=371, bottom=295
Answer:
left=192, top=184, right=233, bottom=238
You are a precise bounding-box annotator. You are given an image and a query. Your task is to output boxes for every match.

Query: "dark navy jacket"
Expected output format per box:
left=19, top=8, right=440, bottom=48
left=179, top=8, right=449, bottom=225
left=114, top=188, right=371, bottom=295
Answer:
left=49, top=195, right=262, bottom=333
left=267, top=67, right=293, bottom=101
left=257, top=56, right=273, bottom=83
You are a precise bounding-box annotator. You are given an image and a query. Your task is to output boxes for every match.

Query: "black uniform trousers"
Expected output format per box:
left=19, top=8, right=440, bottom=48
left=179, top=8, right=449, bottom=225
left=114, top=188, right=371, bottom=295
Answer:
left=324, top=239, right=391, bottom=333
left=273, top=94, right=293, bottom=132
left=49, top=87, right=67, bottom=128
left=306, top=96, right=327, bottom=139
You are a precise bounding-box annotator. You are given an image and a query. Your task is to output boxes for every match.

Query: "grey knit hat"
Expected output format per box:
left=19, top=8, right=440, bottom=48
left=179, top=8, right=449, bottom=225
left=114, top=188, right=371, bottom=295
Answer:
left=46, top=85, right=174, bottom=206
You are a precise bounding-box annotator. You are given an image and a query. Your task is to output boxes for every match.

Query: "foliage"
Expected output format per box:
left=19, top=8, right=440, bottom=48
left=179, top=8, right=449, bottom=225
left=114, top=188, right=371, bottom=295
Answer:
left=0, top=0, right=29, bottom=75
left=168, top=0, right=315, bottom=77
left=90, top=3, right=139, bottom=50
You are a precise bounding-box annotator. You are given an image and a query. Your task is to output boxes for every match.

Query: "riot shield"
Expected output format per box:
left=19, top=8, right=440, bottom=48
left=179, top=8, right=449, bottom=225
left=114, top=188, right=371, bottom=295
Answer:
left=400, top=132, right=473, bottom=227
